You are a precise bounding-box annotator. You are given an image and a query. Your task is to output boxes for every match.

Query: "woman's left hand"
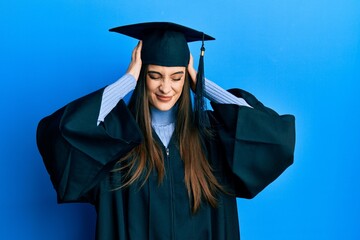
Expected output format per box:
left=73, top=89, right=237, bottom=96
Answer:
left=187, top=54, right=197, bottom=91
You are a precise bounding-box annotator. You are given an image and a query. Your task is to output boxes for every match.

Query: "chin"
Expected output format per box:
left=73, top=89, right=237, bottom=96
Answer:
left=153, top=104, right=174, bottom=111
left=151, top=100, right=177, bottom=111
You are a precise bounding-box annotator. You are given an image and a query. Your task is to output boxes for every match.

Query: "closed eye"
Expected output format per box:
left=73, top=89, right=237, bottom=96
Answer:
left=171, top=72, right=184, bottom=81
left=147, top=70, right=184, bottom=81
left=147, top=72, right=162, bottom=80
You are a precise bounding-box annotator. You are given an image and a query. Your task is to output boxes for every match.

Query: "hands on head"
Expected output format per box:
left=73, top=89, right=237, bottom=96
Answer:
left=126, top=41, right=197, bottom=91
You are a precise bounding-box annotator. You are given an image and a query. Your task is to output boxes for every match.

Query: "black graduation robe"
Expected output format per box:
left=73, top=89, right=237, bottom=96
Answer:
left=36, top=87, right=295, bottom=240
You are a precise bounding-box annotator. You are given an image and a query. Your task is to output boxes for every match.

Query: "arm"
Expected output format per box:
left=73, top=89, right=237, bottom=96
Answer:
left=187, top=54, right=252, bottom=107
left=37, top=42, right=144, bottom=203
left=98, top=41, right=143, bottom=125
left=204, top=78, right=252, bottom=107
left=97, top=74, right=136, bottom=125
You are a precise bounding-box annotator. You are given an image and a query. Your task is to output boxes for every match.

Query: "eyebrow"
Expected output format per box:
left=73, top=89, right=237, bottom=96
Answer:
left=147, top=70, right=184, bottom=76
left=170, top=71, right=185, bottom=76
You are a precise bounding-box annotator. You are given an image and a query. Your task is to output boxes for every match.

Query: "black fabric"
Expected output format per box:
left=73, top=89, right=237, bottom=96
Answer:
left=109, top=22, right=214, bottom=42
left=210, top=89, right=295, bottom=198
left=37, top=88, right=295, bottom=239
left=109, top=22, right=214, bottom=67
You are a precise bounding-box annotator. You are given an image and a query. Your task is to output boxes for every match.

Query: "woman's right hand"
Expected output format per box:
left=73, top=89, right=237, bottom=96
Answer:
left=126, top=41, right=142, bottom=81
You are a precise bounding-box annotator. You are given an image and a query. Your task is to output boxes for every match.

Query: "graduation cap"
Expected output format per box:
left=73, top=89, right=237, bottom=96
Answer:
left=109, top=22, right=214, bottom=130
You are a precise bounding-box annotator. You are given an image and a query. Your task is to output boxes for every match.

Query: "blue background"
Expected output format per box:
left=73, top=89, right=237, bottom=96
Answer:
left=1, top=0, right=359, bottom=239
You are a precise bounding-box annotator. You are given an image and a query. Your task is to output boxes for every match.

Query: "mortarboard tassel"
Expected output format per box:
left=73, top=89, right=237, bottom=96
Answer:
left=194, top=34, right=208, bottom=135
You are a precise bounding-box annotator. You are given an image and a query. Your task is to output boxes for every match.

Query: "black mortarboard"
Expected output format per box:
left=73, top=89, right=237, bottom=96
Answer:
left=109, top=22, right=214, bottom=131
left=109, top=22, right=214, bottom=67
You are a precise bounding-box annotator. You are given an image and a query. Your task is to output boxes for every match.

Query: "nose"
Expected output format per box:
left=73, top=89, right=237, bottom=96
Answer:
left=159, top=79, right=171, bottom=93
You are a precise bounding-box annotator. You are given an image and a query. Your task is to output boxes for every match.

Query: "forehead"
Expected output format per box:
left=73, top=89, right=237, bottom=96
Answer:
left=147, top=64, right=186, bottom=74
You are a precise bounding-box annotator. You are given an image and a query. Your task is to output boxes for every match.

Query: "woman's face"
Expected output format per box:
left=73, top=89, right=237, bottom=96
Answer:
left=146, top=64, right=185, bottom=111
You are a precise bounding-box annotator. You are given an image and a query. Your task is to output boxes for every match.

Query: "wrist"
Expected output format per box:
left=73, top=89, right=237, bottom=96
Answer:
left=126, top=65, right=141, bottom=81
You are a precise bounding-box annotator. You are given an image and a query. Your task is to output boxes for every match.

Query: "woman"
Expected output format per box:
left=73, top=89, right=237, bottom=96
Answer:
left=37, top=22, right=295, bottom=240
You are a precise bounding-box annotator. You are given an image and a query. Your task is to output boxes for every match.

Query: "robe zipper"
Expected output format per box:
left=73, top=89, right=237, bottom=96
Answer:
left=166, top=147, right=176, bottom=240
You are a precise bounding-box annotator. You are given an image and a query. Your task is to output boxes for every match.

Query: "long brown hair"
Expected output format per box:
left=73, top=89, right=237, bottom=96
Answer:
left=113, top=65, right=222, bottom=212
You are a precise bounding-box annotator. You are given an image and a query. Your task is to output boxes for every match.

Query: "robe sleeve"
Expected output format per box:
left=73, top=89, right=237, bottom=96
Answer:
left=36, top=89, right=143, bottom=203
left=210, top=88, right=295, bottom=199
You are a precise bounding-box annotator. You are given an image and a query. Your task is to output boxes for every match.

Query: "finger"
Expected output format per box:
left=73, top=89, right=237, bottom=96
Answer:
left=131, top=44, right=137, bottom=60
left=135, top=41, right=142, bottom=59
